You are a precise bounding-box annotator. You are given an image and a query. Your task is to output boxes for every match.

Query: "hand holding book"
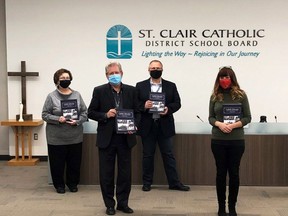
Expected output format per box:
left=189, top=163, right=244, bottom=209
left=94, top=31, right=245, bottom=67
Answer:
left=216, top=121, right=233, bottom=133
left=106, top=108, right=117, bottom=118
left=148, top=92, right=166, bottom=113
left=66, top=119, right=77, bottom=125
left=61, top=99, right=79, bottom=121
left=222, top=104, right=242, bottom=124
left=159, top=106, right=168, bottom=115
left=116, top=109, right=136, bottom=134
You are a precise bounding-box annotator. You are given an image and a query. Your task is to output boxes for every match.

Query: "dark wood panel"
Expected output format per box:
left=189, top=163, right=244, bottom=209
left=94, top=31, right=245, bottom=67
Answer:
left=242, top=135, right=288, bottom=186
left=173, top=135, right=215, bottom=185
left=80, top=134, right=288, bottom=186
left=80, top=135, right=99, bottom=185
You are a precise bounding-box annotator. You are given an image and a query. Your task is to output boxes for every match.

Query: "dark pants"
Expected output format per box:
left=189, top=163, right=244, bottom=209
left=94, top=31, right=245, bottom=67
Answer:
left=141, top=120, right=180, bottom=187
left=211, top=139, right=245, bottom=205
left=48, top=143, right=82, bottom=189
left=98, top=134, right=132, bottom=208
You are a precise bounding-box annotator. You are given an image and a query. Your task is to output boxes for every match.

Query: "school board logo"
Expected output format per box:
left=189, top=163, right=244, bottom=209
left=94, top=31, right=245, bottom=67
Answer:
left=106, top=25, right=132, bottom=59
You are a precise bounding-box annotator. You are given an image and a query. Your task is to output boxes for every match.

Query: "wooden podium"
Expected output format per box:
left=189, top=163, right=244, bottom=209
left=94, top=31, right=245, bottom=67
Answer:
left=0, top=119, right=44, bottom=166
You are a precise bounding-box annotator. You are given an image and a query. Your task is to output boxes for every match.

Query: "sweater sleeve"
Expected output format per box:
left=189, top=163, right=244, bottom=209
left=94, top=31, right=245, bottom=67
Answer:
left=208, top=96, right=217, bottom=126
left=240, top=93, right=252, bottom=126
left=75, top=93, right=88, bottom=125
left=42, top=94, right=60, bottom=124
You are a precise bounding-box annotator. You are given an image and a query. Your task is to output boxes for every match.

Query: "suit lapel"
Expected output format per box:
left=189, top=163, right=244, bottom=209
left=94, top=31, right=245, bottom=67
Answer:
left=144, top=79, right=151, bottom=99
left=121, top=85, right=127, bottom=108
left=104, top=83, right=116, bottom=108
left=161, top=79, right=167, bottom=93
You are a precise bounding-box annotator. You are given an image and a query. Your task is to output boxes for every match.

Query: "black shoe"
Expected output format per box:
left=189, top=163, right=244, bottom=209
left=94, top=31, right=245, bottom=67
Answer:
left=106, top=207, right=115, bottom=215
left=142, top=185, right=151, bottom=192
left=169, top=183, right=190, bottom=191
left=56, top=187, right=65, bottom=194
left=229, top=205, right=237, bottom=216
left=228, top=203, right=237, bottom=216
left=116, top=206, right=134, bottom=213
left=68, top=186, right=78, bottom=192
left=218, top=203, right=226, bottom=216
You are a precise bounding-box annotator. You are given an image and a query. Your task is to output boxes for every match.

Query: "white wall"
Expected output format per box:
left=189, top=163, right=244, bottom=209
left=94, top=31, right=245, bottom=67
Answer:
left=4, top=0, right=288, bottom=155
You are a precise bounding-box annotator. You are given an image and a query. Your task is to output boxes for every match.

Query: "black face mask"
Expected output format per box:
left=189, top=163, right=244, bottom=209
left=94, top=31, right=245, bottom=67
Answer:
left=150, top=70, right=162, bottom=79
left=59, top=80, right=71, bottom=88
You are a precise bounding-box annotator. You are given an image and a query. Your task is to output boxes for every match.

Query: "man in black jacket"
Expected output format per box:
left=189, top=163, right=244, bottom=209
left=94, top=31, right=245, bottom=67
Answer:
left=136, top=59, right=190, bottom=192
left=88, top=62, right=140, bottom=215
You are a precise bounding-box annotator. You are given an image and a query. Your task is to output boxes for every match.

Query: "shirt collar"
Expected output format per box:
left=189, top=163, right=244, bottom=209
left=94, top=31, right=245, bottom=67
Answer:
left=150, top=78, right=162, bottom=85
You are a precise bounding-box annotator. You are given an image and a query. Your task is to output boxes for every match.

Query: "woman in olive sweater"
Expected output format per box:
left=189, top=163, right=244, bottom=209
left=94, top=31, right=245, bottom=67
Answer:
left=209, top=67, right=251, bottom=216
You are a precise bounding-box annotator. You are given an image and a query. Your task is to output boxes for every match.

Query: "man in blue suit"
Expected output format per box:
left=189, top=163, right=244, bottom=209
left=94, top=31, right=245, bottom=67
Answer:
left=88, top=62, right=140, bottom=215
left=136, top=60, right=190, bottom=192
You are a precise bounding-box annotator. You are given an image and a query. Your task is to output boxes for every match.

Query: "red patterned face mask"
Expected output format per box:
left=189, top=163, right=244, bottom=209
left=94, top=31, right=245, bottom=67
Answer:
left=219, top=79, right=231, bottom=89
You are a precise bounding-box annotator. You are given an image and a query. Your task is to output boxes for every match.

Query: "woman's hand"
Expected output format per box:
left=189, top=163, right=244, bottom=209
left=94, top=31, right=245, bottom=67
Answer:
left=66, top=119, right=77, bottom=125
left=216, top=121, right=233, bottom=133
left=58, top=116, right=66, bottom=123
left=216, top=121, right=243, bottom=133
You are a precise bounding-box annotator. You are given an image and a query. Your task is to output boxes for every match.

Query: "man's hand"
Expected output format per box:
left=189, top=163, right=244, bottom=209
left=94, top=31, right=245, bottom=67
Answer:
left=145, top=100, right=153, bottom=109
left=106, top=108, right=117, bottom=118
left=159, top=106, right=168, bottom=115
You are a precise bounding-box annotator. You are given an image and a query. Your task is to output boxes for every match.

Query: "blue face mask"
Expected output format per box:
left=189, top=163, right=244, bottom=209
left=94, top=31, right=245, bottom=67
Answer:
left=108, top=74, right=122, bottom=85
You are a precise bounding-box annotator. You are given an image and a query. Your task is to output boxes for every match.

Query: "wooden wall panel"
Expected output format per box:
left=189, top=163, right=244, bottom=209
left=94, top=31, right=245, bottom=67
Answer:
left=80, top=134, right=288, bottom=186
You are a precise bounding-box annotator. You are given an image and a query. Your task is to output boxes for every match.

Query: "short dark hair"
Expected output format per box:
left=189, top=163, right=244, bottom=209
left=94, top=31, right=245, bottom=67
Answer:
left=149, top=59, right=163, bottom=67
left=53, top=68, right=73, bottom=84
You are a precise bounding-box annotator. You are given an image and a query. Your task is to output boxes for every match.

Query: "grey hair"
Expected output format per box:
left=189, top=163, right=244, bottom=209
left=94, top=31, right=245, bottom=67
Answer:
left=105, top=62, right=122, bottom=74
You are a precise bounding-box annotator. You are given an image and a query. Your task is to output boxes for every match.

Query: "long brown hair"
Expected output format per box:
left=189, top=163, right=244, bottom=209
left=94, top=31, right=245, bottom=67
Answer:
left=211, top=67, right=245, bottom=101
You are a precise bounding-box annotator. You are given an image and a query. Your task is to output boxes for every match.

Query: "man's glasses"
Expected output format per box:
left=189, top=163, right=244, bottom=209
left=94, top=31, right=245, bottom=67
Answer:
left=106, top=71, right=121, bottom=76
left=149, top=67, right=163, bottom=70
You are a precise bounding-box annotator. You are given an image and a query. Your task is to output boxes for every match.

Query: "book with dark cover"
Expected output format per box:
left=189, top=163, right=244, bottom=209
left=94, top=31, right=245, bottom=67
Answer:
left=61, top=99, right=79, bottom=120
left=149, top=92, right=165, bottom=113
left=116, top=109, right=136, bottom=134
left=223, top=103, right=242, bottom=124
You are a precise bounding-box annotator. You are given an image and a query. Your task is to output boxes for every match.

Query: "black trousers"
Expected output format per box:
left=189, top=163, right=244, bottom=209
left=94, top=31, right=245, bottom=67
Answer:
left=48, top=143, right=82, bottom=189
left=98, top=134, right=132, bottom=208
left=141, top=120, right=180, bottom=187
left=211, top=139, right=245, bottom=205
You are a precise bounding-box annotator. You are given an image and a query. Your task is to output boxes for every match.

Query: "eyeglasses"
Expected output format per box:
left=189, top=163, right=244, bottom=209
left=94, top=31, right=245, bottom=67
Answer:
left=219, top=66, right=232, bottom=71
left=106, top=71, right=121, bottom=76
left=149, top=67, right=163, bottom=70
left=59, top=77, right=70, bottom=80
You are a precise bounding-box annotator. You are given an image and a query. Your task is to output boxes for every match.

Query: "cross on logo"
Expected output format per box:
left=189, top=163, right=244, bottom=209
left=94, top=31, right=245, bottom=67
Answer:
left=106, top=25, right=132, bottom=59
left=107, top=31, right=132, bottom=56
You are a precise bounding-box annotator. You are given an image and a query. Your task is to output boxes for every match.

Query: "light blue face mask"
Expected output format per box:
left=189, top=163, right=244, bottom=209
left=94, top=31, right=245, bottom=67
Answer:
left=108, top=74, right=122, bottom=85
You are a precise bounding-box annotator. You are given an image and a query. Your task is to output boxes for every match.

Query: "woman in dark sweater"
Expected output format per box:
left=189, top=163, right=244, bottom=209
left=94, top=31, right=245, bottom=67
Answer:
left=209, top=66, right=251, bottom=216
